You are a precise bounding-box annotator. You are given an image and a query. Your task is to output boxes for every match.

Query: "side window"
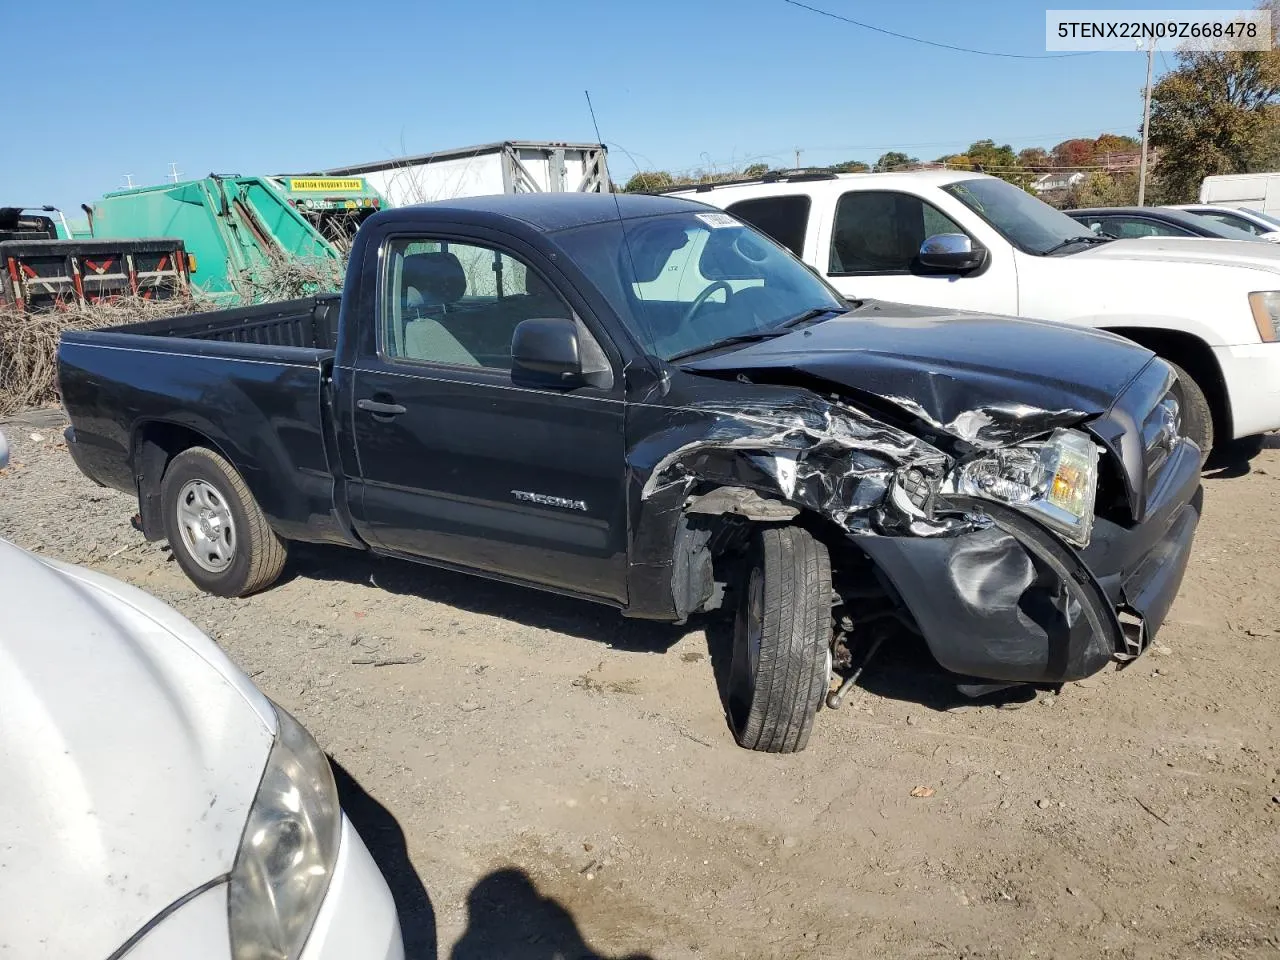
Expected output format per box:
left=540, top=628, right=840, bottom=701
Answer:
left=381, top=238, right=572, bottom=369
left=725, top=196, right=811, bottom=257
left=829, top=191, right=966, bottom=274
left=1203, top=212, right=1262, bottom=235
left=1106, top=218, right=1188, bottom=239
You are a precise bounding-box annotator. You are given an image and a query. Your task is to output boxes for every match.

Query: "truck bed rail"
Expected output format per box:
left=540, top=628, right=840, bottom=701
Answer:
left=102, top=294, right=341, bottom=351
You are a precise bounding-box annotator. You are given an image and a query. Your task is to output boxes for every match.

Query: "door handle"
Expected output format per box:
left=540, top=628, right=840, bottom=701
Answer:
left=357, top=398, right=407, bottom=417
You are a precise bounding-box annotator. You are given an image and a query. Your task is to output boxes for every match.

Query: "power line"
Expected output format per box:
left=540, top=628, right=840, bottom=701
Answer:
left=780, top=0, right=1099, bottom=59
left=761, top=126, right=1137, bottom=152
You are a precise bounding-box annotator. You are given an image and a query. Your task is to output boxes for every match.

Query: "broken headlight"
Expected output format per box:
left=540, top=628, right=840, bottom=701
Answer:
left=952, top=428, right=1099, bottom=547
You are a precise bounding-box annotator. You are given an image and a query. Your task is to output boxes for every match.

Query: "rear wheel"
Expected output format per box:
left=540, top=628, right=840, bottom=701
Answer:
left=160, top=447, right=287, bottom=597
left=1167, top=360, right=1213, bottom=466
left=728, top=526, right=832, bottom=753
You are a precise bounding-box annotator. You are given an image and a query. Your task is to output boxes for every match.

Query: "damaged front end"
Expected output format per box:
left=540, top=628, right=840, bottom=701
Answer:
left=628, top=355, right=1202, bottom=686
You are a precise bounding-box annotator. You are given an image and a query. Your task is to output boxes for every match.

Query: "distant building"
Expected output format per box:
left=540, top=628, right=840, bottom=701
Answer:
left=1031, top=172, right=1086, bottom=194
left=1095, top=150, right=1156, bottom=173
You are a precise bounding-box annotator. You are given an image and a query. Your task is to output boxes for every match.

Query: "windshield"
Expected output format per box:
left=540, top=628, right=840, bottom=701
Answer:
left=942, top=177, right=1097, bottom=255
left=552, top=211, right=844, bottom=361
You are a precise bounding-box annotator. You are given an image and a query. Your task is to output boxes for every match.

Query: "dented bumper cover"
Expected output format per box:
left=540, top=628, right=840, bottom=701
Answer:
left=858, top=434, right=1201, bottom=683
left=655, top=309, right=1203, bottom=683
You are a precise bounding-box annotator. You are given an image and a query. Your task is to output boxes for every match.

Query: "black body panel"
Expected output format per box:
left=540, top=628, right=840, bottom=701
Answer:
left=685, top=299, right=1156, bottom=434
left=56, top=194, right=1203, bottom=689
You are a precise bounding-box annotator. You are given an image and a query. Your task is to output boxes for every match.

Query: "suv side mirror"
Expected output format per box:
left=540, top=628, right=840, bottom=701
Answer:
left=512, top=317, right=585, bottom=389
left=918, top=233, right=987, bottom=273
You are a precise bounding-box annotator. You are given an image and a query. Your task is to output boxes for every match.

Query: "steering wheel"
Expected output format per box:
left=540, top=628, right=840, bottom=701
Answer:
left=681, top=281, right=734, bottom=327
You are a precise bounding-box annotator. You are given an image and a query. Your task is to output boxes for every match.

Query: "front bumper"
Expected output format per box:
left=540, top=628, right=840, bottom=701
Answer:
left=301, top=815, right=404, bottom=960
left=1214, top=341, right=1280, bottom=439
left=858, top=437, right=1202, bottom=685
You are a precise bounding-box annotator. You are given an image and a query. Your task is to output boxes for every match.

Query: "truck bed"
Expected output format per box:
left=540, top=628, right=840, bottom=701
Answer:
left=58, top=292, right=350, bottom=548
left=97, top=293, right=342, bottom=351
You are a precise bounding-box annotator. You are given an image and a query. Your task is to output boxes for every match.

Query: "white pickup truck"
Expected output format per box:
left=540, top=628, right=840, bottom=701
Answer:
left=668, top=170, right=1280, bottom=457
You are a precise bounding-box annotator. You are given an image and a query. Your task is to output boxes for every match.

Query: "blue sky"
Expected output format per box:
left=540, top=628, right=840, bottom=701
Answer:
left=8, top=0, right=1222, bottom=210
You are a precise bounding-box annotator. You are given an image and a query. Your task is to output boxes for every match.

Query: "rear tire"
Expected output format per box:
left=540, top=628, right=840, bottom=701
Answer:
left=1167, top=360, right=1213, bottom=466
left=728, top=526, right=832, bottom=754
left=160, top=447, right=287, bottom=597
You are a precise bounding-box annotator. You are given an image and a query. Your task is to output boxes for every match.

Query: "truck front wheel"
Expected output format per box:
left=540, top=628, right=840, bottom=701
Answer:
left=1167, top=360, right=1212, bottom=466
left=728, top=526, right=832, bottom=753
left=160, top=447, right=288, bottom=597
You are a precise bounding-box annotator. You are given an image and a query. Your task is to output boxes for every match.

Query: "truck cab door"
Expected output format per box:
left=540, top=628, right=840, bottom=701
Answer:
left=809, top=188, right=1018, bottom=315
left=346, top=232, right=629, bottom=603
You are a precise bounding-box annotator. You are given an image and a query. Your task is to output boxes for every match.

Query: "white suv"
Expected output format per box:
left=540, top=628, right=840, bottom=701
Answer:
left=668, top=170, right=1280, bottom=456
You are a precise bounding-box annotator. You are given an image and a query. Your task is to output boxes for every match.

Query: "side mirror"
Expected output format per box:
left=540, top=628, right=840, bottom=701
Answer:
left=512, top=317, right=584, bottom=389
left=918, top=233, right=986, bottom=274
left=0, top=429, right=8, bottom=469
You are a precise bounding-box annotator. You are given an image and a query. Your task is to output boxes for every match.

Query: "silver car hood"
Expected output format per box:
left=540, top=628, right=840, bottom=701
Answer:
left=0, top=540, right=275, bottom=959
left=1075, top=236, right=1280, bottom=272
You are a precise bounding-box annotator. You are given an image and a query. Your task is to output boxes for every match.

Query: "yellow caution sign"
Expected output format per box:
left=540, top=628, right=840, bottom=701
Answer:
left=287, top=178, right=365, bottom=192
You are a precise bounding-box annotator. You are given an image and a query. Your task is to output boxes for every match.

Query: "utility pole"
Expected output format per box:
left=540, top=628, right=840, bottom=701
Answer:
left=167, top=162, right=183, bottom=184
left=122, top=174, right=135, bottom=189
left=1138, top=36, right=1155, bottom=206
left=794, top=147, right=802, bottom=169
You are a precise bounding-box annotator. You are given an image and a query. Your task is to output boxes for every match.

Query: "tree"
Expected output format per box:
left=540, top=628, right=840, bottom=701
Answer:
left=965, top=139, right=1018, bottom=169
left=623, top=171, right=674, bottom=193
left=939, top=140, right=1032, bottom=188
left=874, top=151, right=917, bottom=171
left=1148, top=2, right=1279, bottom=200
left=1018, top=147, right=1051, bottom=169
left=742, top=162, right=771, bottom=178
left=1249, top=106, right=1280, bottom=169
left=1094, top=133, right=1141, bottom=155
left=1065, top=171, right=1139, bottom=208
left=831, top=160, right=871, bottom=173
left=1052, top=138, right=1097, bottom=168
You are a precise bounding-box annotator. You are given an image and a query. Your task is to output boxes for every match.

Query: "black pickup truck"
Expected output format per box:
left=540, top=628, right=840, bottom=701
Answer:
left=58, top=193, right=1203, bottom=753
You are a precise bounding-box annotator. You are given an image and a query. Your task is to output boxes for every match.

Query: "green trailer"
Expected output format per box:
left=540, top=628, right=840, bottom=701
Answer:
left=72, top=175, right=383, bottom=299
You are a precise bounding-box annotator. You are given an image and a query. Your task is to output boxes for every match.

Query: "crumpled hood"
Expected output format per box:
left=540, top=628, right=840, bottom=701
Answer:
left=0, top=540, right=275, bottom=959
left=683, top=300, right=1157, bottom=445
left=1073, top=236, right=1280, bottom=274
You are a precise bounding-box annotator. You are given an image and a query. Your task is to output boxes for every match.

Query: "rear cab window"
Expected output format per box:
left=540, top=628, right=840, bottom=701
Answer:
left=724, top=196, right=811, bottom=258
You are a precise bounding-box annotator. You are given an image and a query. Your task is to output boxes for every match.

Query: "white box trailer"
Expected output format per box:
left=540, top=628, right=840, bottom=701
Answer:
left=326, top=140, right=611, bottom=207
left=1199, top=171, right=1280, bottom=215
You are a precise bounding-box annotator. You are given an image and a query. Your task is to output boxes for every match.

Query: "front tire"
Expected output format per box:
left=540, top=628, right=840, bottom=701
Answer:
left=160, top=447, right=287, bottom=597
left=1167, top=360, right=1212, bottom=466
left=728, top=526, right=832, bottom=753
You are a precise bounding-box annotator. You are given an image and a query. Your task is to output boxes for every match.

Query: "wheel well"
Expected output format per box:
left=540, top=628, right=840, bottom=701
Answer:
left=132, top=421, right=229, bottom=540
left=1103, top=327, right=1231, bottom=439
left=673, top=488, right=861, bottom=619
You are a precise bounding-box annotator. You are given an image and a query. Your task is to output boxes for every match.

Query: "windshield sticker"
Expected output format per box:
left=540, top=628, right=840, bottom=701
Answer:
left=696, top=213, right=739, bottom=229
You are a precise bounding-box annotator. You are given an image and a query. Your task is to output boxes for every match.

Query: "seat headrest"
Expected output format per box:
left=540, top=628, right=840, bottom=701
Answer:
left=402, top=252, right=466, bottom=304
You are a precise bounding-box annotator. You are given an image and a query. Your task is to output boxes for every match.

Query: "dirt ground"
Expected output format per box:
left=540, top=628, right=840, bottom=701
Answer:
left=2, top=409, right=1279, bottom=960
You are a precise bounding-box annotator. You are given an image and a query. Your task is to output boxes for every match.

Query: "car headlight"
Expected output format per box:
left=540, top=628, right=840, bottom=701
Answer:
left=229, top=703, right=341, bottom=960
left=1249, top=291, right=1280, bottom=342
left=950, top=428, right=1099, bottom=547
